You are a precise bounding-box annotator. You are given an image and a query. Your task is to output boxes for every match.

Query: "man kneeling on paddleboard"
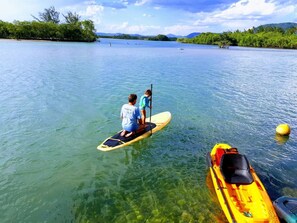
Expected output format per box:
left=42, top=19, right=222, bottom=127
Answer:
left=120, top=94, right=142, bottom=137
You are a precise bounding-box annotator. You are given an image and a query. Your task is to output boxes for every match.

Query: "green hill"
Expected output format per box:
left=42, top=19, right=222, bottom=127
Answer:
left=178, top=22, right=297, bottom=49
left=257, top=22, right=297, bottom=31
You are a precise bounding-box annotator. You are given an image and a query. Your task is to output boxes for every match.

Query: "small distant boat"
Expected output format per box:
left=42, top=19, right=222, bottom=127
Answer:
left=273, top=196, right=297, bottom=223
left=207, top=143, right=280, bottom=223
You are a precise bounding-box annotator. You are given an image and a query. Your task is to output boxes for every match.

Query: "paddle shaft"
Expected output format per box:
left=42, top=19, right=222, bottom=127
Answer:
left=210, top=164, right=237, bottom=223
left=150, top=84, right=153, bottom=135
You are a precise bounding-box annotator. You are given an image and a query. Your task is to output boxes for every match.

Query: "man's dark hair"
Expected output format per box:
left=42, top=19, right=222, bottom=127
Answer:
left=128, top=94, right=137, bottom=103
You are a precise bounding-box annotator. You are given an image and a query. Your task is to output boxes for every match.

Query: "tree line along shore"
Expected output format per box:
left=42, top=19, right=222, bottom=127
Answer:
left=178, top=25, right=297, bottom=49
left=1, top=6, right=296, bottom=49
left=0, top=7, right=97, bottom=42
left=98, top=25, right=297, bottom=49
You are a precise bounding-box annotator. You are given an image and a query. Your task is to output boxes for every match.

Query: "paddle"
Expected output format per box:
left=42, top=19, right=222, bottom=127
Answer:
left=209, top=158, right=237, bottom=223
left=149, top=84, right=153, bottom=136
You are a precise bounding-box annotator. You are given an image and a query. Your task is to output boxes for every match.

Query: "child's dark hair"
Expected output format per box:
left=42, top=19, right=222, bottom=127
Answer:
left=145, top=89, right=152, bottom=96
left=128, top=94, right=137, bottom=102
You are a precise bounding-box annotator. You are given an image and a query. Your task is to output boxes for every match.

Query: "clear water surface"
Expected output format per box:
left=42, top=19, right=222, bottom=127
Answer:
left=0, top=38, right=297, bottom=222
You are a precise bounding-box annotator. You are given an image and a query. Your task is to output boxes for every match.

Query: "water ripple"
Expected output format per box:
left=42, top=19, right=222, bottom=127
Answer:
left=1, top=39, right=297, bottom=222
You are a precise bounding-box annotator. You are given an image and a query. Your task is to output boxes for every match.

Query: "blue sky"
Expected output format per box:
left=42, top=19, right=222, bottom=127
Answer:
left=0, top=0, right=296, bottom=35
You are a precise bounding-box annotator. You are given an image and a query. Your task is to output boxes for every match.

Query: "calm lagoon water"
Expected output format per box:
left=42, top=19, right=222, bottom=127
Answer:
left=0, top=38, right=297, bottom=222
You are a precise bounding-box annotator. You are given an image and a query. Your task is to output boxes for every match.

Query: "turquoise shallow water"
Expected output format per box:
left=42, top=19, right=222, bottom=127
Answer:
left=0, top=38, right=297, bottom=222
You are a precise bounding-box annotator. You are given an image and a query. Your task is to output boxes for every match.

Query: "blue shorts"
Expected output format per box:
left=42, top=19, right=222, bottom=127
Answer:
left=123, top=123, right=138, bottom=132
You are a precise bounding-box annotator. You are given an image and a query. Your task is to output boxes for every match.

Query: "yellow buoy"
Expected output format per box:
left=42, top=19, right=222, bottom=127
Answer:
left=276, top=124, right=291, bottom=136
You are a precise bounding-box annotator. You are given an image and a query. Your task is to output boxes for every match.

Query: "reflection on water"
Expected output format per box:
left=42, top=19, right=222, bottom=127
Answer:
left=275, top=134, right=289, bottom=145
left=282, top=187, right=297, bottom=197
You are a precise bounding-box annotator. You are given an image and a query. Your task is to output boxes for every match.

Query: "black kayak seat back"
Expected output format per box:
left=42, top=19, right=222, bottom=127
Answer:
left=220, top=153, right=254, bottom=185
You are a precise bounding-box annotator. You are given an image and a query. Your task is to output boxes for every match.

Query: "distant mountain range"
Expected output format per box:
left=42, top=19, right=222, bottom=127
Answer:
left=97, top=22, right=297, bottom=39
left=256, top=22, right=297, bottom=30
left=186, top=32, right=201, bottom=38
left=97, top=32, right=143, bottom=37
left=96, top=32, right=201, bottom=38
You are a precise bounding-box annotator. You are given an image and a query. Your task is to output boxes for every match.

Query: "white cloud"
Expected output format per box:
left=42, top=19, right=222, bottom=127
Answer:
left=1, top=0, right=294, bottom=36
left=191, top=0, right=297, bottom=32
left=61, top=2, right=104, bottom=16
left=0, top=0, right=50, bottom=22
left=273, top=4, right=297, bottom=21
left=215, top=0, right=275, bottom=19
left=60, top=1, right=104, bottom=26
left=135, top=0, right=150, bottom=6
left=142, top=13, right=152, bottom=17
left=102, top=21, right=161, bottom=34
left=84, top=5, right=104, bottom=16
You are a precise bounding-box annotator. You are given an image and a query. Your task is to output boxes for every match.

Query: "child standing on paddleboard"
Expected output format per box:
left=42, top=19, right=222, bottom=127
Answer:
left=139, top=89, right=152, bottom=125
left=120, top=94, right=141, bottom=137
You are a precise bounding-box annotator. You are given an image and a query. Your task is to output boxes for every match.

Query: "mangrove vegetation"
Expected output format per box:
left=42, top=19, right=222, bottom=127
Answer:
left=178, top=25, right=297, bottom=49
left=0, top=6, right=97, bottom=42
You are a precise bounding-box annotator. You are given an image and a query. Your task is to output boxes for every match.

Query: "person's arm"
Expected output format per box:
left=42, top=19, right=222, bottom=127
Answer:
left=120, top=106, right=123, bottom=119
left=145, top=97, right=151, bottom=108
left=136, top=108, right=141, bottom=123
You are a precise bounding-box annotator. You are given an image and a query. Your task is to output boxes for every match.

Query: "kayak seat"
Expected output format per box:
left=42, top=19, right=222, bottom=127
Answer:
left=220, top=154, right=254, bottom=185
left=215, top=148, right=225, bottom=165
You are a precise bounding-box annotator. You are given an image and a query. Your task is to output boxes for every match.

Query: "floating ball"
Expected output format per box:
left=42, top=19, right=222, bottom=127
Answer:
left=276, top=124, right=291, bottom=136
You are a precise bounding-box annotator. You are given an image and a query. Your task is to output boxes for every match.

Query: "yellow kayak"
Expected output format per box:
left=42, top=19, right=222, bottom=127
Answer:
left=207, top=143, right=280, bottom=223
left=97, top=111, right=171, bottom=151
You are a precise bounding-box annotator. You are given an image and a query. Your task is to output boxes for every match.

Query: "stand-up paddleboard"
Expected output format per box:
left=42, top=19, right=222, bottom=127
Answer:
left=97, top=111, right=171, bottom=151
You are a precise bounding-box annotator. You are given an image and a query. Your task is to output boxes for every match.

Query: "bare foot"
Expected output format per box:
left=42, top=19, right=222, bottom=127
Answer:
left=125, top=132, right=134, bottom=137
left=120, top=130, right=126, bottom=137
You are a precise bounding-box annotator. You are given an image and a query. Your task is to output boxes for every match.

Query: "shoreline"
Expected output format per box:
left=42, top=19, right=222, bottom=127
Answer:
left=1, top=38, right=295, bottom=51
left=0, top=38, right=98, bottom=43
